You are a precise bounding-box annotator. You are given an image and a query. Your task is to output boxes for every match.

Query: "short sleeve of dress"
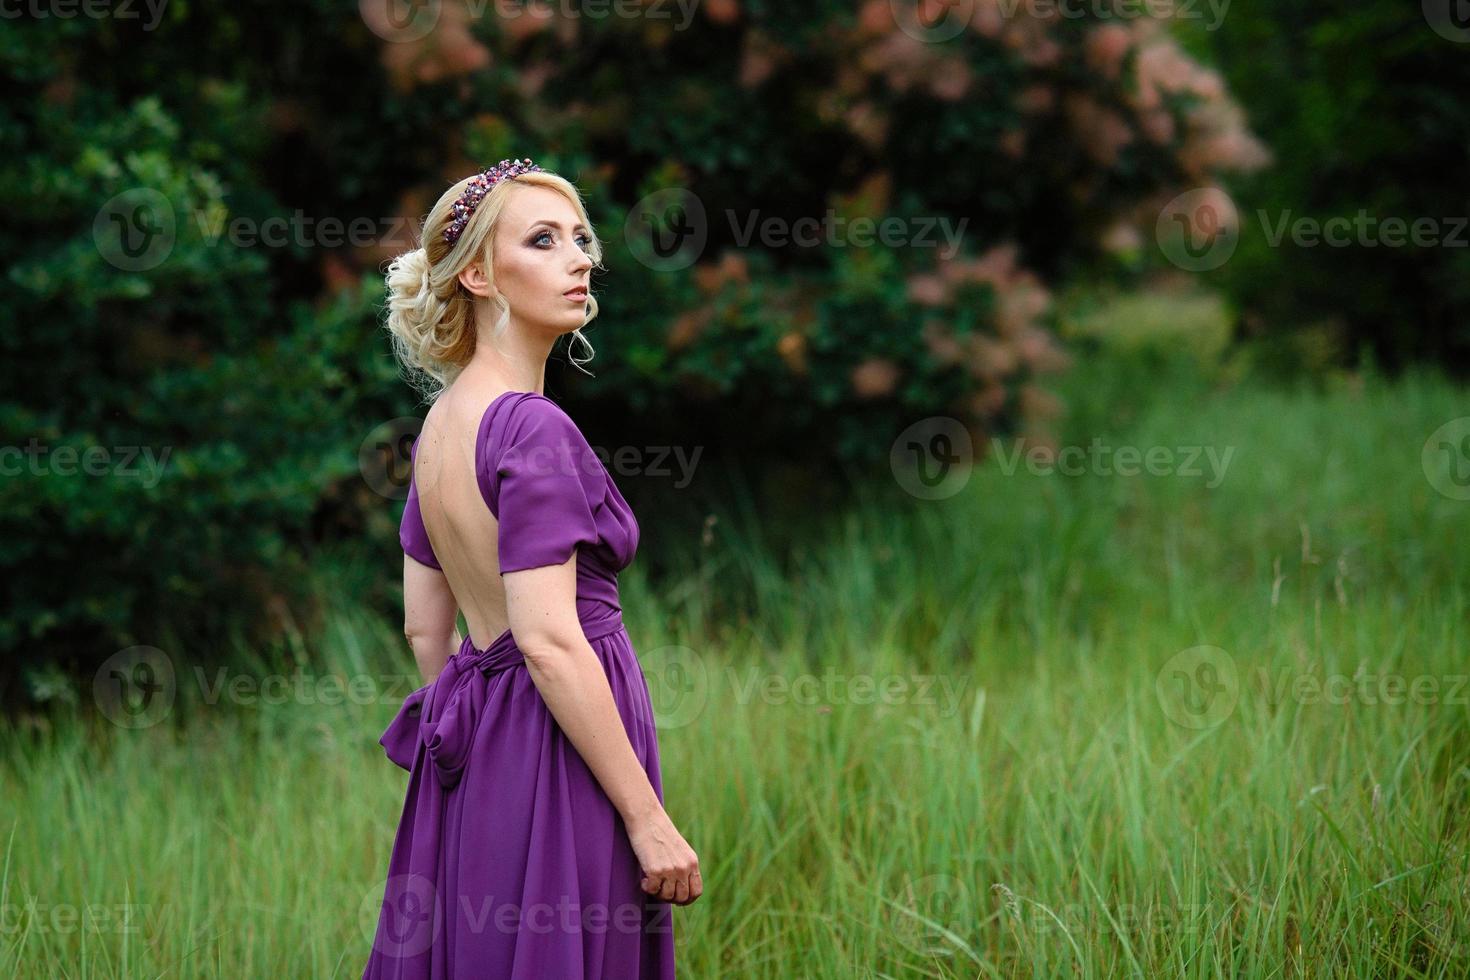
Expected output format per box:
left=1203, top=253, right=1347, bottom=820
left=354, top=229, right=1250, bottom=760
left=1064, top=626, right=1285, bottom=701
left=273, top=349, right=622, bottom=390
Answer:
left=398, top=436, right=442, bottom=570
left=491, top=395, right=605, bottom=574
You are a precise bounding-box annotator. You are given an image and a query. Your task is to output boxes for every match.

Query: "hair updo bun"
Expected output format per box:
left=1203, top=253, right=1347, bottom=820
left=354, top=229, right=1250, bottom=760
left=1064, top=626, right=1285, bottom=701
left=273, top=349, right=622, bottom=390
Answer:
left=381, top=166, right=605, bottom=403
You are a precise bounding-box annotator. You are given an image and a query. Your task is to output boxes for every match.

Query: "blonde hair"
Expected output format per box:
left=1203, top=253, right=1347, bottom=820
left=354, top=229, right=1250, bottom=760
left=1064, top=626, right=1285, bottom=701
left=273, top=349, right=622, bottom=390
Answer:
left=383, top=168, right=604, bottom=403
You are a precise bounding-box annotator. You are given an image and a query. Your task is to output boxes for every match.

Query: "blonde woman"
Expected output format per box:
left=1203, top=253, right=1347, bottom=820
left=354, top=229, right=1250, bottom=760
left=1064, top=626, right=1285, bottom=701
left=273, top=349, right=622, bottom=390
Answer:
left=363, top=159, right=700, bottom=979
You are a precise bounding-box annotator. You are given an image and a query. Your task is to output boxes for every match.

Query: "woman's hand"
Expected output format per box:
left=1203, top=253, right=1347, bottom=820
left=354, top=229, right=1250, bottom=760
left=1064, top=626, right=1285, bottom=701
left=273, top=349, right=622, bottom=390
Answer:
left=626, top=807, right=702, bottom=906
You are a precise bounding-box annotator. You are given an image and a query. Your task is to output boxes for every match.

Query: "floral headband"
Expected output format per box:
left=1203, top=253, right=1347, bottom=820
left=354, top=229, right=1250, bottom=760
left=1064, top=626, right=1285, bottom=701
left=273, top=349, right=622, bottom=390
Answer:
left=443, top=158, right=545, bottom=246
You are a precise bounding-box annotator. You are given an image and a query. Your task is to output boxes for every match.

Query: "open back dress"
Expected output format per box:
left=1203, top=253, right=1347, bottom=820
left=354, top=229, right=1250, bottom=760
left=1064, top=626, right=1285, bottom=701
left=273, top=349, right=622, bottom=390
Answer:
left=362, top=390, right=676, bottom=979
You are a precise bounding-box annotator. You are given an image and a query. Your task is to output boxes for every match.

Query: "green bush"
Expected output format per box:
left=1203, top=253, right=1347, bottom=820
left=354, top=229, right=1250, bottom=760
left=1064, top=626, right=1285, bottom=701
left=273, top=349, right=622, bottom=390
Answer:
left=1204, top=1, right=1470, bottom=374
left=2, top=2, right=1263, bottom=696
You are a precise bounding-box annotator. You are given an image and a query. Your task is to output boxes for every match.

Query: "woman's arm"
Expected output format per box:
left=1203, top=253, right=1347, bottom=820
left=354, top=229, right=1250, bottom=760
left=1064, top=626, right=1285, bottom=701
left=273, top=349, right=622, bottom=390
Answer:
left=504, top=553, right=661, bottom=820
left=504, top=552, right=702, bottom=905
left=403, top=555, right=461, bottom=685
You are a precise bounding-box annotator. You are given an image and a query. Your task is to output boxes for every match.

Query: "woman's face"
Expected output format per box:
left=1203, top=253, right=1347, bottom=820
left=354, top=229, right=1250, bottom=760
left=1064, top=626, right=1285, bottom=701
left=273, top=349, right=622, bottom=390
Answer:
left=488, top=184, right=594, bottom=334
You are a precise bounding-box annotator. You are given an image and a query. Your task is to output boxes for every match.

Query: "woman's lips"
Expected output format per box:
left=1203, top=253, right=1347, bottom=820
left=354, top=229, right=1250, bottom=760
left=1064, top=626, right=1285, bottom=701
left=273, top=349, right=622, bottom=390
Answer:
left=564, top=288, right=588, bottom=301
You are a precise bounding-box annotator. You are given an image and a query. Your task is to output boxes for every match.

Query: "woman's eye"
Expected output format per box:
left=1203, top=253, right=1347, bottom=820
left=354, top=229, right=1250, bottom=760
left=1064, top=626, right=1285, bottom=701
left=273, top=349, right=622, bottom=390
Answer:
left=532, top=231, right=592, bottom=249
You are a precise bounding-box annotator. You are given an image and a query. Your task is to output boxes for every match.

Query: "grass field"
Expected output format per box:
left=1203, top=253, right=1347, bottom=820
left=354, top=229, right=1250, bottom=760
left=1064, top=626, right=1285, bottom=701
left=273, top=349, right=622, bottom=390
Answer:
left=3, top=336, right=1467, bottom=977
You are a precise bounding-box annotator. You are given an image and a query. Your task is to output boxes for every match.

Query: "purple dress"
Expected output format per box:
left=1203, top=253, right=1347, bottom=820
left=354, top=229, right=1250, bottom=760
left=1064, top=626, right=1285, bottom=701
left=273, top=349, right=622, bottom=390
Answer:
left=363, top=391, right=676, bottom=979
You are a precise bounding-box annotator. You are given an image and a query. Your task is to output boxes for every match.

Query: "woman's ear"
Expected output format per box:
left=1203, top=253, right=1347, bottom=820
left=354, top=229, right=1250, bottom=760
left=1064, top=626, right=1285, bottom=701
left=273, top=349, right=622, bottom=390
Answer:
left=458, top=260, right=496, bottom=299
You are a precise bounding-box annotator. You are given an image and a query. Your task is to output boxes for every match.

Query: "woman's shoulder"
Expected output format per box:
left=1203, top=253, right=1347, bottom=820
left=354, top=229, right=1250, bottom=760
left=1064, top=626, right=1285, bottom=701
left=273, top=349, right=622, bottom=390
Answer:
left=497, top=391, right=590, bottom=443
left=490, top=392, right=601, bottom=479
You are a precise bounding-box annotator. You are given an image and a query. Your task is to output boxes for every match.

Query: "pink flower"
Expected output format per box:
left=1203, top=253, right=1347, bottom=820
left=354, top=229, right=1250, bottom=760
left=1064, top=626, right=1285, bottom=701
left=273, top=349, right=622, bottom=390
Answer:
left=921, top=321, right=966, bottom=366
left=1085, top=24, right=1132, bottom=81
left=1064, top=94, right=1135, bottom=167
left=907, top=273, right=951, bottom=307
left=930, top=57, right=973, bottom=101
left=1100, top=220, right=1143, bottom=254
left=851, top=357, right=902, bottom=398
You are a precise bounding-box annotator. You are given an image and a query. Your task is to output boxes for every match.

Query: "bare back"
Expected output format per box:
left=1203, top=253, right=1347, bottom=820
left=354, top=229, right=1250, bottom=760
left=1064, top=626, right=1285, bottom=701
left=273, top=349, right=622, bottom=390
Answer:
left=410, top=385, right=514, bottom=650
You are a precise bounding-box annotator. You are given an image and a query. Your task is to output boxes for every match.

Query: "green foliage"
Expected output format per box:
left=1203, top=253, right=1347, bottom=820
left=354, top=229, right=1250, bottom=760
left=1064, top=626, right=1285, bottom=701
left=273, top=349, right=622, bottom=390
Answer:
left=2, top=3, right=1262, bottom=687
left=1205, top=1, right=1470, bottom=373
left=0, top=9, right=405, bottom=685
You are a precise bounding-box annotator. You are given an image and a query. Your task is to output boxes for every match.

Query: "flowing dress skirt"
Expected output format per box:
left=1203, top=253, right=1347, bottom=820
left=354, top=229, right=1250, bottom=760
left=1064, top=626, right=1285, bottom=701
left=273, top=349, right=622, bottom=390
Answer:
left=363, top=611, right=676, bottom=979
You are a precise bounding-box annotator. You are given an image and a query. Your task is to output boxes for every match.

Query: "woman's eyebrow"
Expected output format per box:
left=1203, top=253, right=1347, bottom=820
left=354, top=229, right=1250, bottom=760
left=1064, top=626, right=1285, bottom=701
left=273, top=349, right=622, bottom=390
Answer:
left=527, top=219, right=589, bottom=233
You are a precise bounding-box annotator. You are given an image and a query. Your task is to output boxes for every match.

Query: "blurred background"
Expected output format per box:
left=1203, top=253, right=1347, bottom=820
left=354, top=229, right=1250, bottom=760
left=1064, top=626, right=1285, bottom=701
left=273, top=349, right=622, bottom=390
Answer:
left=2, top=1, right=1467, bottom=976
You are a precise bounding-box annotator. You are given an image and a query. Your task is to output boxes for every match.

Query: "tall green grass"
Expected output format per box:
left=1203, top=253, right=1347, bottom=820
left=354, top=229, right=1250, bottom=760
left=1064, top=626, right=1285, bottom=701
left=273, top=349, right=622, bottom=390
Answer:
left=3, top=343, right=1466, bottom=978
